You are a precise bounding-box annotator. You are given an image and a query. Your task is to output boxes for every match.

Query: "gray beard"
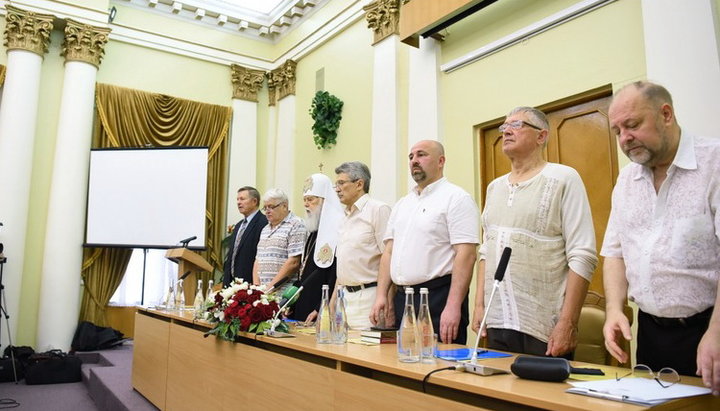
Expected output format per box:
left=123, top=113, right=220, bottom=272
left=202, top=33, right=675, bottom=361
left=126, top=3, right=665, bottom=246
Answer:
left=304, top=208, right=321, bottom=232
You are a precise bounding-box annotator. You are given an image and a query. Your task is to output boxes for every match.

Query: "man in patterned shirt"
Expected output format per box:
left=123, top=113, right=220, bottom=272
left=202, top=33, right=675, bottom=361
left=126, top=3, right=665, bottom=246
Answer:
left=602, top=81, right=720, bottom=394
left=252, top=188, right=307, bottom=295
left=473, top=107, right=597, bottom=359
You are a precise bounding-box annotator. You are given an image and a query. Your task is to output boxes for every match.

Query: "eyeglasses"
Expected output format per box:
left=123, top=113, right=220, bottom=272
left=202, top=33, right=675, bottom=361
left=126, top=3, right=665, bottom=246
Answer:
left=335, top=179, right=357, bottom=188
left=263, top=203, right=283, bottom=212
left=615, top=364, right=680, bottom=388
left=499, top=120, right=542, bottom=133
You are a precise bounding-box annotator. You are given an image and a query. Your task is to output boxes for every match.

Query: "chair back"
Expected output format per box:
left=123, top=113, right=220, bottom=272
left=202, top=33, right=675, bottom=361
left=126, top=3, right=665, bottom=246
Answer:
left=575, top=290, right=633, bottom=367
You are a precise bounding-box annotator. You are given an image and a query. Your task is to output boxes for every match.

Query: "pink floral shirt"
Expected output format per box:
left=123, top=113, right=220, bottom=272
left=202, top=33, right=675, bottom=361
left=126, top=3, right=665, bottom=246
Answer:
left=601, top=133, right=720, bottom=317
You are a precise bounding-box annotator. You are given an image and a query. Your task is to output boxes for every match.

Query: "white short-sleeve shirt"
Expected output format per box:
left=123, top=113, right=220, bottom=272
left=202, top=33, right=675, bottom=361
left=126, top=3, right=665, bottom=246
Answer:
left=385, top=177, right=479, bottom=285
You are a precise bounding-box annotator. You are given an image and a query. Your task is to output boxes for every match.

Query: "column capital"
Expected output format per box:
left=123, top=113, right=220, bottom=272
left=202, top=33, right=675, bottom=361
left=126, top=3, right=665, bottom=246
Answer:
left=3, top=5, right=55, bottom=56
left=230, top=64, right=266, bottom=102
left=61, top=19, right=111, bottom=68
left=267, top=60, right=296, bottom=106
left=363, top=0, right=400, bottom=45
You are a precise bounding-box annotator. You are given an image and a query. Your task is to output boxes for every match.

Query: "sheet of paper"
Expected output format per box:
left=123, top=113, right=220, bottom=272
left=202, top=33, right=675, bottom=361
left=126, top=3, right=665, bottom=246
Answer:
left=567, top=378, right=711, bottom=406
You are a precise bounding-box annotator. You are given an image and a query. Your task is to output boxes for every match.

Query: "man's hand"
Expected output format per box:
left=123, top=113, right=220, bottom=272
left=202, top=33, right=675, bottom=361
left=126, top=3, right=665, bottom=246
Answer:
left=546, top=318, right=577, bottom=357
left=370, top=296, right=388, bottom=326
left=603, top=309, right=632, bottom=364
left=697, top=325, right=720, bottom=395
left=304, top=310, right=318, bottom=326
left=471, top=306, right=486, bottom=336
left=439, top=304, right=461, bottom=344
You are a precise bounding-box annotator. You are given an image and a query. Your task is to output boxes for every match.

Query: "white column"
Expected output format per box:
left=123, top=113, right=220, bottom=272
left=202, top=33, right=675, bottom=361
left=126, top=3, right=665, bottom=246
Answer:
left=370, top=35, right=400, bottom=204
left=641, top=0, right=720, bottom=137
left=265, top=105, right=278, bottom=190
left=274, top=95, right=296, bottom=197
left=0, top=49, right=45, bottom=349
left=407, top=36, right=441, bottom=188
left=227, top=99, right=258, bottom=224
left=35, top=61, right=99, bottom=350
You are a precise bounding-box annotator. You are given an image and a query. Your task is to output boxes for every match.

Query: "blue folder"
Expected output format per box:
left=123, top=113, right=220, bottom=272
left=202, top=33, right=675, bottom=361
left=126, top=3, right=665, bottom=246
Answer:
left=435, top=348, right=511, bottom=361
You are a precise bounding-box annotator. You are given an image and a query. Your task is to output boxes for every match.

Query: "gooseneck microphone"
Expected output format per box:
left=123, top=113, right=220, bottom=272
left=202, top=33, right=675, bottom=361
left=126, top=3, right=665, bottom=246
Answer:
left=469, top=247, right=512, bottom=366
left=179, top=236, right=197, bottom=247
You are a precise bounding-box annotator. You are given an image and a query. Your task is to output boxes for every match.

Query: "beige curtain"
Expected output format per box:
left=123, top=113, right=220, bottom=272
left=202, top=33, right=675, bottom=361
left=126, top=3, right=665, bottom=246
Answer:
left=80, top=248, right=133, bottom=326
left=0, top=64, right=6, bottom=87
left=79, top=83, right=232, bottom=324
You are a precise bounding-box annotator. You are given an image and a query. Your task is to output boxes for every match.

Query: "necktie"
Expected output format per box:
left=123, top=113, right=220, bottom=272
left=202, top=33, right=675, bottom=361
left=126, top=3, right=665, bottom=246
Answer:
left=230, top=219, right=248, bottom=276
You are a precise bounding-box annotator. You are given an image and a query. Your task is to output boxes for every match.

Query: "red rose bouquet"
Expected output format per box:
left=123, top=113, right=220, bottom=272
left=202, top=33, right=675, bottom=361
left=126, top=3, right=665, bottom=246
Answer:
left=202, top=279, right=289, bottom=341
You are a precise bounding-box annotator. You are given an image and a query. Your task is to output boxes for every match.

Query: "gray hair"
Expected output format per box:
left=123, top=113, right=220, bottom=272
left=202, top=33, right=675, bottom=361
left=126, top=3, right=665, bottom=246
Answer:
left=616, top=80, right=674, bottom=110
left=507, top=106, right=549, bottom=130
left=238, top=186, right=260, bottom=205
left=335, top=161, right=371, bottom=193
left=263, top=188, right=288, bottom=204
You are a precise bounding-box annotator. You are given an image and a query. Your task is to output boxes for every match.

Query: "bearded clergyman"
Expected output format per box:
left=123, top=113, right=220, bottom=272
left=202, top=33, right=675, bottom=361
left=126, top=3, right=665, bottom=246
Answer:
left=289, top=173, right=344, bottom=323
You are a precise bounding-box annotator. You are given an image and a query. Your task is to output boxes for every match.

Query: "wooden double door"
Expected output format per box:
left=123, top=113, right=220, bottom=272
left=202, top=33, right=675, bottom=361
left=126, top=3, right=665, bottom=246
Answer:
left=478, top=87, right=619, bottom=293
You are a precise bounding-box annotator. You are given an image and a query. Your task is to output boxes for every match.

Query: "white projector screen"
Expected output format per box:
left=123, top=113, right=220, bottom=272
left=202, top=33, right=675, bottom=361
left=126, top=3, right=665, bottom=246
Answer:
left=85, top=147, right=208, bottom=249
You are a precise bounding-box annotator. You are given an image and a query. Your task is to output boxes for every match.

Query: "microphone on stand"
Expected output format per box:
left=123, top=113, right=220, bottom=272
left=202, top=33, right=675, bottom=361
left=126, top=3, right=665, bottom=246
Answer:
left=266, top=286, right=304, bottom=336
left=463, top=247, right=512, bottom=376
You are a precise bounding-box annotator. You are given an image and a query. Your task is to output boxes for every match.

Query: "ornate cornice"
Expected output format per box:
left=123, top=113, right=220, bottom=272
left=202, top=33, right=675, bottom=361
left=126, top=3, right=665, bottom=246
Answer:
left=230, top=64, right=266, bottom=102
left=61, top=19, right=111, bottom=68
left=363, top=0, right=400, bottom=45
left=267, top=60, right=297, bottom=106
left=3, top=5, right=54, bottom=56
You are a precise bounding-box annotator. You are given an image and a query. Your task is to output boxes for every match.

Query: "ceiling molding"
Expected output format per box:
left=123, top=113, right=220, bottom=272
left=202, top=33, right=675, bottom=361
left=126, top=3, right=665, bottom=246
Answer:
left=108, top=24, right=275, bottom=69
left=113, top=0, right=329, bottom=42
left=2, top=1, right=370, bottom=70
left=277, top=0, right=366, bottom=64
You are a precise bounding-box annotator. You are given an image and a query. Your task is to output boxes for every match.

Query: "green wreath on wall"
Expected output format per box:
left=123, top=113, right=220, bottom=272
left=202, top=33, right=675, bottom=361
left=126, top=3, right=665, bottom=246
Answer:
left=309, top=90, right=344, bottom=150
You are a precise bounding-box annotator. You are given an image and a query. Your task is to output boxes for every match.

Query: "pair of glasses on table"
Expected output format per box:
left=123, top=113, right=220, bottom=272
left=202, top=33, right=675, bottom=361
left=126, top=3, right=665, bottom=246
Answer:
left=616, top=364, right=681, bottom=388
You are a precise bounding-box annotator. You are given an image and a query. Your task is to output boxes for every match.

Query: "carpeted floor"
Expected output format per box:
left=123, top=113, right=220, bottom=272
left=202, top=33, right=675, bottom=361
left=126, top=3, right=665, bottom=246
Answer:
left=0, top=341, right=155, bottom=411
left=0, top=379, right=98, bottom=410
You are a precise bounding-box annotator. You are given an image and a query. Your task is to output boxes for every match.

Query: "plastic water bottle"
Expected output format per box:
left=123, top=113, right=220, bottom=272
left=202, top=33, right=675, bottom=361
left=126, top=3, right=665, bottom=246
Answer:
left=418, top=287, right=435, bottom=363
left=397, top=287, right=420, bottom=362
left=332, top=286, right=348, bottom=344
left=316, top=284, right=332, bottom=343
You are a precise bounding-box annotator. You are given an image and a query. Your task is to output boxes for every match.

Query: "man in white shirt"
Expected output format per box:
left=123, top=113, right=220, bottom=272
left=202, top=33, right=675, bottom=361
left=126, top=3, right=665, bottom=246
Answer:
left=334, top=162, right=391, bottom=329
left=602, top=81, right=720, bottom=393
left=370, top=140, right=479, bottom=344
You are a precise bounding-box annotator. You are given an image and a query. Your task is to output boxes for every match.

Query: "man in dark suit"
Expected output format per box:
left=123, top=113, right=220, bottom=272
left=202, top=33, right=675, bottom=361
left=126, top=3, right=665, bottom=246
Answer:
left=222, top=186, right=268, bottom=287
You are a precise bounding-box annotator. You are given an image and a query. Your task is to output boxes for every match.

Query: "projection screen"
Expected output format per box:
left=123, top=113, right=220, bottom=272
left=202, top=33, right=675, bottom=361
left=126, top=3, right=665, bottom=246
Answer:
left=85, top=147, right=208, bottom=249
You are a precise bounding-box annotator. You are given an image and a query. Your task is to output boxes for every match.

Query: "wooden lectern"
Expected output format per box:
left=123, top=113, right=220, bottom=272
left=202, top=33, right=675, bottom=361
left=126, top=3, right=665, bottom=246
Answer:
left=165, top=248, right=213, bottom=305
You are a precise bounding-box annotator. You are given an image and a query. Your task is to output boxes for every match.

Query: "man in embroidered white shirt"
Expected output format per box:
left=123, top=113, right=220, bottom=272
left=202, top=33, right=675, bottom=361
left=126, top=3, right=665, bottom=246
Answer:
left=602, top=81, right=720, bottom=394
left=370, top=140, right=479, bottom=344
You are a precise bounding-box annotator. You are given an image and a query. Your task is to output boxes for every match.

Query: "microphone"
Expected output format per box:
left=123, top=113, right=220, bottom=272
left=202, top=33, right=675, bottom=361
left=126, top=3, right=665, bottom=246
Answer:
left=178, top=270, right=192, bottom=282
left=510, top=356, right=605, bottom=382
left=266, top=286, right=304, bottom=336
left=494, top=247, right=511, bottom=282
left=179, top=236, right=197, bottom=247
left=466, top=247, right=512, bottom=374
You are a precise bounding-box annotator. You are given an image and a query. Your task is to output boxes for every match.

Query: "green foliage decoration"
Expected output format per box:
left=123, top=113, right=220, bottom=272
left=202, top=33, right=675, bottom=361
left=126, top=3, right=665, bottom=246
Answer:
left=309, top=90, right=344, bottom=149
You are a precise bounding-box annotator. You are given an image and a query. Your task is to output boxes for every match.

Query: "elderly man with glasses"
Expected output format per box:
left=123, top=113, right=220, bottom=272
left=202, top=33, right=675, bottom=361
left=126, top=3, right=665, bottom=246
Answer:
left=334, top=161, right=392, bottom=329
left=472, top=106, right=598, bottom=359
left=252, top=188, right=307, bottom=295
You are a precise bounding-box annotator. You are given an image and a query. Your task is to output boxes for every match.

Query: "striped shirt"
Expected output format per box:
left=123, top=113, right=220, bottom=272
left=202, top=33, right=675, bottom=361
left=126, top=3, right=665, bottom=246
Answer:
left=256, top=212, right=307, bottom=293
